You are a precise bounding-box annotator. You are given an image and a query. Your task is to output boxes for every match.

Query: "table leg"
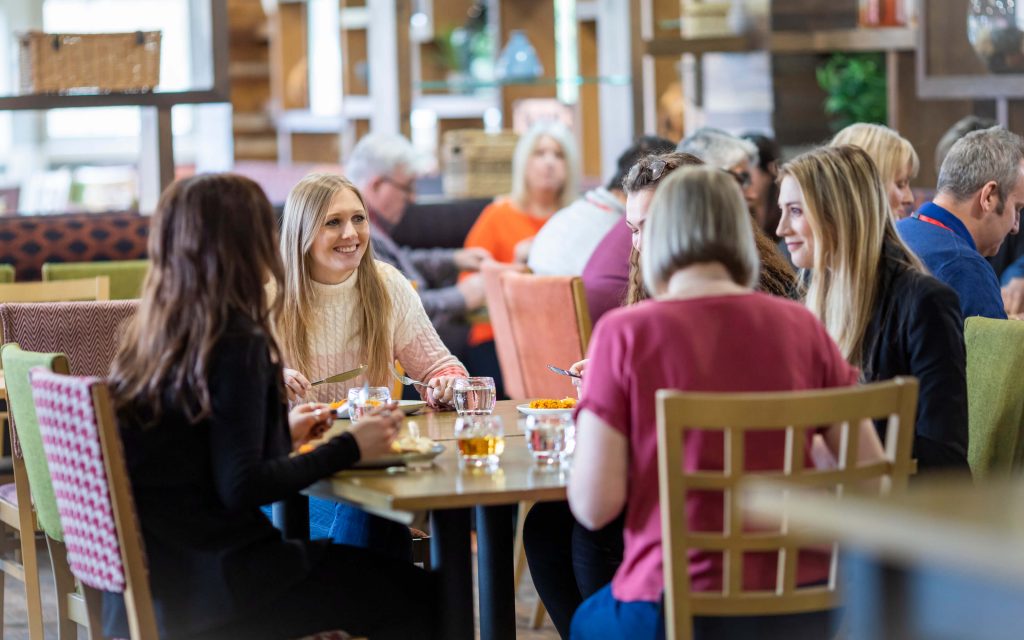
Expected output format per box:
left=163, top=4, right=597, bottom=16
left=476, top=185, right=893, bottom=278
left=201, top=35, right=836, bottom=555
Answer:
left=275, top=495, right=310, bottom=540
left=431, top=508, right=474, bottom=640
left=476, top=504, right=517, bottom=640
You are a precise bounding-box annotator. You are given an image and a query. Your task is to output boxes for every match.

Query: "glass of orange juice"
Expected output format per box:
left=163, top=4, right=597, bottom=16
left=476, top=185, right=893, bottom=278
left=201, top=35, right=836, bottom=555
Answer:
left=455, top=415, right=505, bottom=468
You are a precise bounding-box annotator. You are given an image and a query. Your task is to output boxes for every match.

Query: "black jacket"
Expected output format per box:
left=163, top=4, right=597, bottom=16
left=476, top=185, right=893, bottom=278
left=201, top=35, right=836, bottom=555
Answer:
left=104, top=318, right=361, bottom=639
left=861, top=246, right=970, bottom=473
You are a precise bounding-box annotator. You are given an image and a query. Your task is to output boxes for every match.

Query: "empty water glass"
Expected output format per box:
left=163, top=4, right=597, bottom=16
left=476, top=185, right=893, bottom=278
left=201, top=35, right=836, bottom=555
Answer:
left=453, top=376, right=496, bottom=415
left=347, top=386, right=391, bottom=422
left=524, top=414, right=575, bottom=464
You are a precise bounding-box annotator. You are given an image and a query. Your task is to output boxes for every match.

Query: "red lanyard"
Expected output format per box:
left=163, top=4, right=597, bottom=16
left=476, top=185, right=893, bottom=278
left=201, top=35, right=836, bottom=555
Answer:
left=914, top=213, right=953, bottom=231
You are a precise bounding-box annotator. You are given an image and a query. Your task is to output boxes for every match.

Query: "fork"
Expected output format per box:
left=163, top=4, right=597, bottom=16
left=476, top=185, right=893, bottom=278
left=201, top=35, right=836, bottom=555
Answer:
left=389, top=361, right=427, bottom=388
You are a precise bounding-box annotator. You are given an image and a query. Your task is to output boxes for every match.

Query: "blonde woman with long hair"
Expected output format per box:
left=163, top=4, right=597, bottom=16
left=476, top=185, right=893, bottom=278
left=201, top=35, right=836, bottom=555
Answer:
left=831, top=122, right=920, bottom=219
left=276, top=172, right=467, bottom=554
left=778, top=145, right=969, bottom=473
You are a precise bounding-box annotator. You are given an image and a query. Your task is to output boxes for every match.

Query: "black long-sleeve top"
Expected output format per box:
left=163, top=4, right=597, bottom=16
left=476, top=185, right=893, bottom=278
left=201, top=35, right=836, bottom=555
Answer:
left=861, top=244, right=971, bottom=473
left=104, top=317, right=361, bottom=639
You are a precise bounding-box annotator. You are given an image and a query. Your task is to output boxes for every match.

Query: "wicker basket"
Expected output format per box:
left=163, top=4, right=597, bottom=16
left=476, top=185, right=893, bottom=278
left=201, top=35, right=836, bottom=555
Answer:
left=18, top=31, right=161, bottom=94
left=442, top=130, right=520, bottom=198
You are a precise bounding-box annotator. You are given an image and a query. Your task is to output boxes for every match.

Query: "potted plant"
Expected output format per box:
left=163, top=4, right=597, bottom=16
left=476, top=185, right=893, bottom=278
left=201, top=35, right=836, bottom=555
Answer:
left=816, top=52, right=887, bottom=132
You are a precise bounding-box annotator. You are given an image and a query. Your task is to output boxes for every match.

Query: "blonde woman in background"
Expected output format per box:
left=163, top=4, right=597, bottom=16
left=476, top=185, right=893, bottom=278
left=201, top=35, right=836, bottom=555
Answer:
left=831, top=122, right=920, bottom=219
left=778, top=145, right=969, bottom=473
left=276, top=173, right=467, bottom=555
left=460, top=120, right=580, bottom=394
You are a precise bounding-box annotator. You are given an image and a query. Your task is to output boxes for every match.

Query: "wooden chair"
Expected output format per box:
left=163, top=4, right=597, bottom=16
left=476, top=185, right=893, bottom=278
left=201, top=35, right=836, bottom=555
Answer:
left=2, top=345, right=78, bottom=638
left=963, top=316, right=1024, bottom=479
left=43, top=259, right=149, bottom=300
left=0, top=301, right=137, bottom=636
left=482, top=266, right=592, bottom=400
left=656, top=378, right=919, bottom=640
left=30, top=370, right=157, bottom=639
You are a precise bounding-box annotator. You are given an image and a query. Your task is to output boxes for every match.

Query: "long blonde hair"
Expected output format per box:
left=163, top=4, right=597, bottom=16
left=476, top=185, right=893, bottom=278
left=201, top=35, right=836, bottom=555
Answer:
left=277, top=173, right=394, bottom=386
left=780, top=145, right=923, bottom=367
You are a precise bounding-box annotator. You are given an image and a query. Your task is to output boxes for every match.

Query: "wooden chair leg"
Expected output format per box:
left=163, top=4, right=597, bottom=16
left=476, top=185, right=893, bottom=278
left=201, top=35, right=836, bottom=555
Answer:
left=82, top=585, right=104, bottom=640
left=530, top=599, right=547, bottom=629
left=48, top=537, right=80, bottom=639
left=513, top=500, right=534, bottom=591
left=13, top=463, right=44, bottom=640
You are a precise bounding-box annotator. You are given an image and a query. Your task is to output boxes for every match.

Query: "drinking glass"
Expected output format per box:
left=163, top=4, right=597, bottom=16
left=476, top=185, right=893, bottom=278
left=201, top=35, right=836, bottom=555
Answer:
left=453, top=376, right=496, bottom=415
left=347, top=386, right=392, bottom=422
left=524, top=414, right=576, bottom=464
left=455, top=415, right=505, bottom=468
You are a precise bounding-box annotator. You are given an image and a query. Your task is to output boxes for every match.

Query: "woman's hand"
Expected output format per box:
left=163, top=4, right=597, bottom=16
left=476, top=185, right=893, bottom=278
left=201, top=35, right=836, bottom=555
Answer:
left=426, top=375, right=460, bottom=408
left=569, top=359, right=589, bottom=397
left=349, top=406, right=402, bottom=460
left=283, top=368, right=311, bottom=402
left=288, top=403, right=333, bottom=449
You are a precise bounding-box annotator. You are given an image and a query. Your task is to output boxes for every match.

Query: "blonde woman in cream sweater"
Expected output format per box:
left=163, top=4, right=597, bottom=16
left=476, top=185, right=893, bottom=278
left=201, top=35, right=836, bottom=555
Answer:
left=275, top=172, right=468, bottom=555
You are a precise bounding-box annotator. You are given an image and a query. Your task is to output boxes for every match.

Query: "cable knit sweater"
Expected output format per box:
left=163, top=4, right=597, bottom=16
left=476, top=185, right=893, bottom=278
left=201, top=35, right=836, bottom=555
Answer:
left=279, top=261, right=466, bottom=404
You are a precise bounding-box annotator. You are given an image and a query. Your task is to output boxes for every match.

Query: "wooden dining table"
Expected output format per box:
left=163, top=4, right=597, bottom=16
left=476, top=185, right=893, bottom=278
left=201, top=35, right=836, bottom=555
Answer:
left=283, top=399, right=571, bottom=640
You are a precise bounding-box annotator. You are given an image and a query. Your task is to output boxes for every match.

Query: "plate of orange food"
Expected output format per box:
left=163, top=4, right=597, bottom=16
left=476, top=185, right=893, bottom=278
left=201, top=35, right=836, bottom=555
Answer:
left=517, top=397, right=578, bottom=416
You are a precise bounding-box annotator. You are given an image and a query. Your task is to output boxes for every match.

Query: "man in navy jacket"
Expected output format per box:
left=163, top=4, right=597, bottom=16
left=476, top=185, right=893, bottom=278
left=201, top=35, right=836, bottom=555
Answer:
left=898, top=127, right=1024, bottom=320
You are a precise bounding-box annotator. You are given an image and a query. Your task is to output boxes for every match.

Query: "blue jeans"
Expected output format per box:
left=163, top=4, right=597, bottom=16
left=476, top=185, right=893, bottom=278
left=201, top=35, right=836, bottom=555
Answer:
left=571, top=585, right=664, bottom=640
left=262, top=499, right=413, bottom=562
left=325, top=500, right=413, bottom=562
left=572, top=584, right=836, bottom=640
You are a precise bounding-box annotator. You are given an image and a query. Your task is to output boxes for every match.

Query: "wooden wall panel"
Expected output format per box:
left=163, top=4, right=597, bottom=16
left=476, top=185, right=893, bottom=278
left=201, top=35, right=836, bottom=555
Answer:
left=578, top=19, right=601, bottom=179
left=499, top=0, right=557, bottom=123
left=291, top=132, right=340, bottom=164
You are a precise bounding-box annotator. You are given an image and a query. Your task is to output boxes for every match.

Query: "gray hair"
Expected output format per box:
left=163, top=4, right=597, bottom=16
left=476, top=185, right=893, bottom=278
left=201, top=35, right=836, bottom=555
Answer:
left=640, top=166, right=759, bottom=295
left=677, top=127, right=759, bottom=171
left=344, top=133, right=421, bottom=189
left=937, top=127, right=1024, bottom=204
left=510, top=121, right=580, bottom=210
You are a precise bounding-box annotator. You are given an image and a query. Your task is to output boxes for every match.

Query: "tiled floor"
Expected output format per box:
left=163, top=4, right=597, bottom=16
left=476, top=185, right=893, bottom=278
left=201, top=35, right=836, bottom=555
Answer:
left=3, top=542, right=561, bottom=639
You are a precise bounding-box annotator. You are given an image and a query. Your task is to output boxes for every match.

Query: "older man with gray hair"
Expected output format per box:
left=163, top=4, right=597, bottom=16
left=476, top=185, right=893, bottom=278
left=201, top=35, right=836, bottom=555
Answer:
left=677, top=127, right=760, bottom=210
left=897, top=127, right=1024, bottom=320
left=345, top=132, right=491, bottom=354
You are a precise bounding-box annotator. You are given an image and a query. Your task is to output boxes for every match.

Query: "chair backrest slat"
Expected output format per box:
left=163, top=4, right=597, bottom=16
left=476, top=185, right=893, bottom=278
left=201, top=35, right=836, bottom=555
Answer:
left=656, top=378, right=918, bottom=640
left=0, top=277, right=109, bottom=303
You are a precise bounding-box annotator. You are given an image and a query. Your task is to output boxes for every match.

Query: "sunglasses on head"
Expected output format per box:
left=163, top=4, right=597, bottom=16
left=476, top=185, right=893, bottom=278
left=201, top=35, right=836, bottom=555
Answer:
left=626, top=158, right=669, bottom=185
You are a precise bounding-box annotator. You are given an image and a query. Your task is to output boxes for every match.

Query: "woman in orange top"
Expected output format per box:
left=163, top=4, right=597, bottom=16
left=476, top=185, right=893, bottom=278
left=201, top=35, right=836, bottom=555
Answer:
left=462, top=122, right=580, bottom=391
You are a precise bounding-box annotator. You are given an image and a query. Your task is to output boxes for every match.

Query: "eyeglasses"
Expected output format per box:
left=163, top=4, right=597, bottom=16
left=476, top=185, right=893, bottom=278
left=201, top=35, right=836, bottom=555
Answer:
left=381, top=176, right=416, bottom=197
left=728, top=169, right=752, bottom=189
left=625, top=158, right=669, bottom=186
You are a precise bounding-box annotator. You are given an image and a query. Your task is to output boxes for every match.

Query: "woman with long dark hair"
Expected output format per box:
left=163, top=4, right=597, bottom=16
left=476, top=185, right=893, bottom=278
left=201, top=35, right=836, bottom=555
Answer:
left=107, top=173, right=436, bottom=639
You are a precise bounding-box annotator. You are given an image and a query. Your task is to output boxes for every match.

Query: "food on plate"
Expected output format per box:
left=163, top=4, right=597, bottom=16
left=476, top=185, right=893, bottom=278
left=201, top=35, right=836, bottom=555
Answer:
left=329, top=399, right=347, bottom=411
left=528, top=397, right=577, bottom=410
left=297, top=442, right=317, bottom=455
left=391, top=421, right=435, bottom=454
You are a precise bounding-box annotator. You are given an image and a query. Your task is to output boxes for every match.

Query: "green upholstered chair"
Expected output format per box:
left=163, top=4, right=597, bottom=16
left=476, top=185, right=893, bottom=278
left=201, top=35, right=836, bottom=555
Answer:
left=965, top=316, right=1024, bottom=479
left=42, top=259, right=149, bottom=300
left=0, top=265, right=14, bottom=283
left=0, top=344, right=69, bottom=638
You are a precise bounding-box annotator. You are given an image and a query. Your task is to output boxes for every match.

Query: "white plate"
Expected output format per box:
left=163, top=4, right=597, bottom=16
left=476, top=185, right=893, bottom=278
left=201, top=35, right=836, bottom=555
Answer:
left=334, top=399, right=427, bottom=419
left=517, top=403, right=576, bottom=416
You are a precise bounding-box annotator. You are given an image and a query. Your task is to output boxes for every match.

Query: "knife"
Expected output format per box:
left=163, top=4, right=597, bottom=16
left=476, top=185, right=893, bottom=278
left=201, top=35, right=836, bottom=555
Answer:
left=310, top=364, right=367, bottom=387
left=547, top=364, right=581, bottom=379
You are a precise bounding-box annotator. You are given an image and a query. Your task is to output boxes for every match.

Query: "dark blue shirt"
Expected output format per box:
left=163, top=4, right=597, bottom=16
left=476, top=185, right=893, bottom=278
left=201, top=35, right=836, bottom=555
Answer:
left=896, top=202, right=1007, bottom=320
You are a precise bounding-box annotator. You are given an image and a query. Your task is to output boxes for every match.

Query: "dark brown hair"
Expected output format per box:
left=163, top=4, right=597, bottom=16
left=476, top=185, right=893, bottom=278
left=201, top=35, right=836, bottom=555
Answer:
left=110, top=173, right=285, bottom=424
left=624, top=152, right=795, bottom=304
left=623, top=152, right=704, bottom=305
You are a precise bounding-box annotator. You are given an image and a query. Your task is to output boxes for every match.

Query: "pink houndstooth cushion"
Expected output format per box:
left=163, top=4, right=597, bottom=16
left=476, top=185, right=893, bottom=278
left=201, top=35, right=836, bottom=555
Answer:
left=29, top=369, right=126, bottom=593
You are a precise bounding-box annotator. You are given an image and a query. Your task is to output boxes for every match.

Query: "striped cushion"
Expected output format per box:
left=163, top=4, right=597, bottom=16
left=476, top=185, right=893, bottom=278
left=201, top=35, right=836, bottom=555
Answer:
left=30, top=369, right=125, bottom=593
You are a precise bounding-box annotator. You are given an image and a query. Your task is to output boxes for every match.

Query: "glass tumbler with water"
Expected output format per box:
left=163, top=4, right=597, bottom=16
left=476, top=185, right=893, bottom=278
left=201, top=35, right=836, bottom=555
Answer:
left=453, top=376, right=496, bottom=415
left=455, top=415, right=505, bottom=467
left=525, top=414, right=576, bottom=464
left=347, top=386, right=392, bottom=422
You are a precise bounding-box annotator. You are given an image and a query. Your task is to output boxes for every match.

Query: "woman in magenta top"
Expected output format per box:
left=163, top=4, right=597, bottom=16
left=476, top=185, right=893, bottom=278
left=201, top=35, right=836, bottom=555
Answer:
left=568, top=166, right=884, bottom=639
